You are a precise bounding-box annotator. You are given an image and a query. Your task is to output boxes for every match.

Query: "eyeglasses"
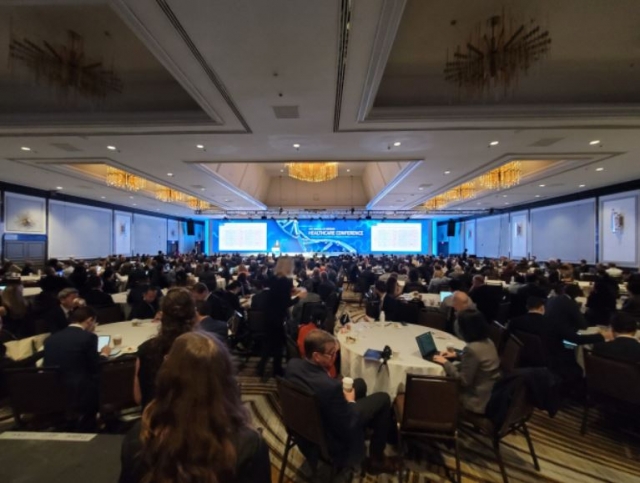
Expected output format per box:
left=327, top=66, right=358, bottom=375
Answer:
left=322, top=350, right=338, bottom=358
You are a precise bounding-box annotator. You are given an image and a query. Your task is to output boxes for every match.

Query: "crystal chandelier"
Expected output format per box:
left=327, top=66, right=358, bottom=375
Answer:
left=286, top=162, right=338, bottom=183
left=478, top=161, right=522, bottom=190
left=187, top=197, right=211, bottom=210
left=155, top=187, right=185, bottom=203
left=105, top=167, right=146, bottom=191
left=424, top=195, right=448, bottom=211
left=444, top=14, right=551, bottom=96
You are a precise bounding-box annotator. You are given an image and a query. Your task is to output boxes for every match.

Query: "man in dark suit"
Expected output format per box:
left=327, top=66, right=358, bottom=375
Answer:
left=373, top=280, right=398, bottom=321
left=83, top=276, right=115, bottom=307
left=509, top=296, right=605, bottom=381
left=469, top=275, right=502, bottom=323
left=46, top=288, right=79, bottom=333
left=317, top=271, right=337, bottom=302
left=195, top=301, right=228, bottom=344
left=192, top=282, right=230, bottom=321
left=250, top=281, right=270, bottom=311
left=546, top=284, right=589, bottom=331
left=512, top=274, right=548, bottom=317
left=43, top=306, right=110, bottom=431
left=593, top=312, right=640, bottom=363
left=129, top=286, right=160, bottom=320
left=285, top=330, right=398, bottom=475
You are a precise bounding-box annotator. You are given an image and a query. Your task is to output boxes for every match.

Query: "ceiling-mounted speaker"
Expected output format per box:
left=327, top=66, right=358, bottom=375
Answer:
left=447, top=219, right=456, bottom=237
left=186, top=219, right=195, bottom=236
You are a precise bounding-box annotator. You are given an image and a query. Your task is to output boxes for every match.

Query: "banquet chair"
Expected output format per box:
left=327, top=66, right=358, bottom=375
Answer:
left=5, top=366, right=68, bottom=429
left=276, top=378, right=354, bottom=483
left=394, top=375, right=461, bottom=482
left=462, top=377, right=539, bottom=483
left=396, top=301, right=420, bottom=324
left=581, top=350, right=640, bottom=435
left=94, top=304, right=124, bottom=325
left=99, top=358, right=138, bottom=415
left=417, top=308, right=448, bottom=332
left=301, top=302, right=325, bottom=325
left=512, top=330, right=549, bottom=368
left=500, top=335, right=523, bottom=374
left=488, top=321, right=507, bottom=354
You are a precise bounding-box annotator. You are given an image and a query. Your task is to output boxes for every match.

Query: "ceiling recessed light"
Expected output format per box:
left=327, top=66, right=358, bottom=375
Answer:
left=346, top=168, right=351, bottom=172
left=56, top=186, right=63, bottom=190
left=293, top=143, right=300, bottom=149
left=167, top=172, right=174, bottom=177
left=505, top=202, right=510, bottom=205
left=596, top=167, right=604, bottom=172
left=200, top=187, right=206, bottom=191
left=418, top=187, right=424, bottom=190
left=477, top=202, right=482, bottom=205
left=132, top=203, right=137, bottom=206
left=21, top=146, right=31, bottom=151
left=535, top=195, right=541, bottom=198
left=589, top=140, right=600, bottom=145
left=224, top=199, right=230, bottom=202
left=100, top=196, right=106, bottom=199
left=489, top=141, right=499, bottom=146
left=393, top=142, right=402, bottom=147
left=107, top=145, right=117, bottom=151
left=196, top=144, right=205, bottom=149
left=579, top=184, right=586, bottom=188
left=444, top=171, right=451, bottom=175
left=539, top=184, right=546, bottom=187
left=502, top=195, right=508, bottom=198
left=280, top=169, right=284, bottom=173
left=129, top=196, right=134, bottom=199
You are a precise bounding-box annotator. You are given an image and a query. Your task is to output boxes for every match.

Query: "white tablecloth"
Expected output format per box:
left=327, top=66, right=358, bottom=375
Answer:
left=337, top=322, right=465, bottom=398
left=216, top=278, right=226, bottom=290
left=112, top=292, right=128, bottom=305
left=94, top=320, right=158, bottom=352
left=20, top=275, right=41, bottom=283
left=398, top=293, right=441, bottom=307
left=23, top=287, right=42, bottom=298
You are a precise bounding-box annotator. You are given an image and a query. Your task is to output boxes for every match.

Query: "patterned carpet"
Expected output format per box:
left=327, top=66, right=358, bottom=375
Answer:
left=1, top=296, right=639, bottom=482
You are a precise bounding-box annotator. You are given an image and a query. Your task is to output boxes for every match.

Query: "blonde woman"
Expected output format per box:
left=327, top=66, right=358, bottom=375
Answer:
left=256, top=256, right=306, bottom=379
left=0, top=284, right=32, bottom=337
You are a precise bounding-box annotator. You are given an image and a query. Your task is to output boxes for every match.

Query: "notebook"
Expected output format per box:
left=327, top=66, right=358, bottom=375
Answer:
left=415, top=332, right=438, bottom=361
left=363, top=349, right=383, bottom=362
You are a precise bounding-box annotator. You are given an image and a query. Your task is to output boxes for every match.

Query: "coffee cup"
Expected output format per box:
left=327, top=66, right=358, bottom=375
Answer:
left=113, top=334, right=123, bottom=347
left=342, top=377, right=354, bottom=392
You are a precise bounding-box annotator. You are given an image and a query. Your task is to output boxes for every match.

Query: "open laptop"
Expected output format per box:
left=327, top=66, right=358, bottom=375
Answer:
left=415, top=332, right=438, bottom=361
left=97, top=335, right=111, bottom=353
left=439, top=291, right=452, bottom=302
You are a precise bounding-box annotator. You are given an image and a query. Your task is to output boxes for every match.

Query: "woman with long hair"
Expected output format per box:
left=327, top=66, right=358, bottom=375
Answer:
left=256, top=256, right=306, bottom=379
left=120, top=331, right=271, bottom=483
left=133, top=288, right=195, bottom=409
left=0, top=284, right=33, bottom=338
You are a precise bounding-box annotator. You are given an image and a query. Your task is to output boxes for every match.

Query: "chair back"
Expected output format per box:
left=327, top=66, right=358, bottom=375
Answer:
left=400, top=374, right=460, bottom=434
left=5, top=367, right=67, bottom=424
left=276, top=378, right=332, bottom=461
left=396, top=301, right=420, bottom=324
left=99, top=358, right=138, bottom=413
left=417, top=308, right=448, bottom=331
left=300, top=302, right=325, bottom=325
left=497, top=377, right=534, bottom=438
left=500, top=335, right=523, bottom=373
left=513, top=330, right=548, bottom=367
left=95, top=304, right=124, bottom=324
left=496, top=302, right=511, bottom=325
left=488, top=321, right=507, bottom=354
left=584, top=350, right=640, bottom=404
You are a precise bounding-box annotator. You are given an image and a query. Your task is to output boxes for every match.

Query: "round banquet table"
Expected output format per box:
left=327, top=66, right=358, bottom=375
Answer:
left=94, top=319, right=158, bottom=353
left=337, top=321, right=465, bottom=398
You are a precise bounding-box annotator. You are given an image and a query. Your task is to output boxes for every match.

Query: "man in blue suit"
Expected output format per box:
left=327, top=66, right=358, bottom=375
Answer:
left=285, top=330, right=398, bottom=475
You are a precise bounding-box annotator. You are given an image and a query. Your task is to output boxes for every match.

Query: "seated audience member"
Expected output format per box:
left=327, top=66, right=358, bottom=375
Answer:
left=385, top=276, right=402, bottom=299
left=296, top=306, right=337, bottom=378
left=43, top=306, right=110, bottom=431
left=374, top=279, right=398, bottom=321
left=427, top=268, right=450, bottom=293
left=585, top=271, right=618, bottom=326
left=546, top=283, right=589, bottom=331
left=83, top=276, right=115, bottom=307
left=402, top=269, right=427, bottom=294
left=0, top=283, right=34, bottom=338
left=317, top=271, right=337, bottom=302
left=195, top=300, right=228, bottom=344
left=134, top=288, right=195, bottom=409
left=433, top=310, right=501, bottom=415
left=216, top=281, right=243, bottom=317
left=101, top=269, right=119, bottom=294
left=286, top=330, right=398, bottom=474
left=192, top=282, right=230, bottom=321
left=129, top=286, right=160, bottom=320
left=236, top=272, right=252, bottom=296
left=512, top=273, right=547, bottom=317
left=46, top=288, right=80, bottom=333
left=621, top=276, right=640, bottom=321
left=469, top=274, right=501, bottom=323
left=119, top=332, right=271, bottom=483
left=39, top=266, right=72, bottom=295
left=509, top=296, right=606, bottom=381
left=605, top=263, right=623, bottom=278
left=126, top=277, right=152, bottom=305
left=198, top=263, right=218, bottom=291
left=444, top=290, right=477, bottom=336
left=592, top=312, right=640, bottom=363
left=291, top=289, right=322, bottom=326
left=249, top=280, right=270, bottom=311
left=20, top=261, right=35, bottom=276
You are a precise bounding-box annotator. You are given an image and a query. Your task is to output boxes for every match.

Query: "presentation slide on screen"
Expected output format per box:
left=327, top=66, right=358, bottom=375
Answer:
left=211, top=219, right=430, bottom=254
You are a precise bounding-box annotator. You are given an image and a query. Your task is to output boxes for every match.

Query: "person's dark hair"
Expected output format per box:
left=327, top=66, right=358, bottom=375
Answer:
left=151, top=288, right=195, bottom=359
left=140, top=332, right=249, bottom=483
left=610, top=312, right=638, bottom=334
left=195, top=300, right=211, bottom=317
left=303, top=329, right=336, bottom=358
left=87, top=275, right=102, bottom=289
left=192, top=282, right=209, bottom=295
left=526, top=296, right=545, bottom=311
left=69, top=305, right=97, bottom=324
left=386, top=277, right=398, bottom=296
left=320, top=271, right=328, bottom=282
left=227, top=281, right=240, bottom=291
left=374, top=279, right=387, bottom=294
left=627, top=276, right=640, bottom=296
left=456, top=309, right=490, bottom=343
left=408, top=269, right=419, bottom=283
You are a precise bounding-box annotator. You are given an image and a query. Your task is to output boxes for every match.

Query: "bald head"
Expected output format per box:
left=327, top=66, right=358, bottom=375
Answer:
left=452, top=291, right=472, bottom=312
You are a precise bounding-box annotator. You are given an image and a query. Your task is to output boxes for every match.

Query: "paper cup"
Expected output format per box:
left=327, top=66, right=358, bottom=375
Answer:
left=113, top=334, right=123, bottom=347
left=342, top=377, right=354, bottom=392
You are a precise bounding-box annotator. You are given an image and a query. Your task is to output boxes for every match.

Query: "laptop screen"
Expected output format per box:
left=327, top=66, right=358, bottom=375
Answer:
left=415, top=332, right=438, bottom=360
left=97, top=335, right=111, bottom=352
left=439, top=291, right=453, bottom=302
